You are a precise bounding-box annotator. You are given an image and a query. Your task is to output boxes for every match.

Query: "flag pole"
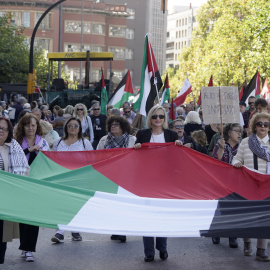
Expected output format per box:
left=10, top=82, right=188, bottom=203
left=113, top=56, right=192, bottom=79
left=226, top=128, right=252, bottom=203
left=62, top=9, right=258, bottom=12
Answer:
left=187, top=73, right=196, bottom=111
left=146, top=33, right=160, bottom=105
left=219, top=86, right=223, bottom=137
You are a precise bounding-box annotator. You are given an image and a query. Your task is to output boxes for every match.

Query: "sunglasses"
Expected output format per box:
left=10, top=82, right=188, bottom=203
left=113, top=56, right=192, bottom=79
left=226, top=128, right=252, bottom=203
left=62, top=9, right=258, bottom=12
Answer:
left=124, top=111, right=131, bottom=113
left=93, top=108, right=100, bottom=111
left=174, top=125, right=184, bottom=129
left=248, top=102, right=254, bottom=105
left=77, top=108, right=83, bottom=111
left=151, top=114, right=165, bottom=120
left=256, top=122, right=270, bottom=128
left=67, top=124, right=80, bottom=129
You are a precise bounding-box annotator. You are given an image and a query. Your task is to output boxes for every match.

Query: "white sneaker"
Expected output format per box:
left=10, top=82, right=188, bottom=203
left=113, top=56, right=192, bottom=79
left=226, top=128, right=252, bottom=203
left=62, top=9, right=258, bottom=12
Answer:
left=25, top=251, right=35, bottom=262
left=21, top=251, right=26, bottom=258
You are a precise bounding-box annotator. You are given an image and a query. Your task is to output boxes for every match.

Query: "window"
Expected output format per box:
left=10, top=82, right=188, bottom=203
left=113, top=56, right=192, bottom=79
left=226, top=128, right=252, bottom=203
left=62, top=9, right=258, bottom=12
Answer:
left=92, top=46, right=104, bottom=52
left=179, top=20, right=181, bottom=26
left=185, top=29, right=187, bottom=36
left=65, top=21, right=104, bottom=34
left=185, top=18, right=187, bottom=25
left=91, top=69, right=101, bottom=82
left=166, top=53, right=174, bottom=60
left=175, top=54, right=177, bottom=61
left=35, top=38, right=50, bottom=51
left=179, top=31, right=181, bottom=38
left=126, top=28, right=134, bottom=39
left=65, top=43, right=90, bottom=52
left=126, top=8, right=135, bottom=19
left=108, top=47, right=125, bottom=60
left=92, top=24, right=105, bottom=34
left=107, top=70, right=124, bottom=84
left=12, top=12, right=30, bottom=27
left=35, top=13, right=50, bottom=28
left=109, top=26, right=126, bottom=38
left=176, top=31, right=178, bottom=38
left=182, top=19, right=184, bottom=25
left=167, top=31, right=170, bottom=38
left=176, top=20, right=178, bottom=27
left=175, top=43, right=178, bottom=50
left=188, top=16, right=192, bottom=23
left=125, top=49, right=134, bottom=59
left=182, top=30, right=184, bottom=36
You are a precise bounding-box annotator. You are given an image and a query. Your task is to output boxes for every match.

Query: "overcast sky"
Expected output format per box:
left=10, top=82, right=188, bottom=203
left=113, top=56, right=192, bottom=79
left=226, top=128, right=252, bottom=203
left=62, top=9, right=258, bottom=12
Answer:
left=168, top=0, right=208, bottom=12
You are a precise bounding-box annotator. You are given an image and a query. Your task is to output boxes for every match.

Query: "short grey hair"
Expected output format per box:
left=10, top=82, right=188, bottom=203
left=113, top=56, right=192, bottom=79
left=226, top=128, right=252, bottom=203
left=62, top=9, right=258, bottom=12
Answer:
left=184, top=111, right=201, bottom=125
left=18, top=97, right=26, bottom=105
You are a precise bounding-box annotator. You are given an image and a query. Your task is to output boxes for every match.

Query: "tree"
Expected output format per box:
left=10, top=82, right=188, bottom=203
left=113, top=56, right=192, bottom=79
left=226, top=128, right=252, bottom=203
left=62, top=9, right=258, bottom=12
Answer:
left=166, top=0, right=270, bottom=102
left=0, top=14, right=29, bottom=83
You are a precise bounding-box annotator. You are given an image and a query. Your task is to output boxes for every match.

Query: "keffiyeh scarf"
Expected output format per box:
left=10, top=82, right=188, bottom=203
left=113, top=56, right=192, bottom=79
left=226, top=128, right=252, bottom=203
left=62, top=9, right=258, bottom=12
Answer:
left=8, top=139, right=29, bottom=175
left=224, top=142, right=239, bottom=165
left=104, top=132, right=130, bottom=149
left=248, top=133, right=270, bottom=173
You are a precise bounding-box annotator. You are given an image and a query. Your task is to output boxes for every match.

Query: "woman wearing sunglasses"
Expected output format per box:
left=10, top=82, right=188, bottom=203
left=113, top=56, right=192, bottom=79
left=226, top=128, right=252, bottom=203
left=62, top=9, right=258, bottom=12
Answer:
left=51, top=117, right=93, bottom=243
left=232, top=112, right=270, bottom=262
left=73, top=103, right=94, bottom=144
left=134, top=105, right=180, bottom=263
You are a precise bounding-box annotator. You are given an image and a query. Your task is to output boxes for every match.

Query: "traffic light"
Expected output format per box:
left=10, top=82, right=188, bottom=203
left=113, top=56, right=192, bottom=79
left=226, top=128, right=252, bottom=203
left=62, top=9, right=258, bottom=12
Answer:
left=27, top=73, right=33, bottom=94
left=31, top=69, right=37, bottom=94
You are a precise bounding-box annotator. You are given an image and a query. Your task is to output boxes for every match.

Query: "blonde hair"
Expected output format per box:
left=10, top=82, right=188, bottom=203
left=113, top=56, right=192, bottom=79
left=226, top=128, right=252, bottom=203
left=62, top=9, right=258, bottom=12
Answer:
left=191, top=130, right=208, bottom=146
left=184, top=111, right=201, bottom=125
left=64, top=105, right=74, bottom=115
left=146, top=105, right=168, bottom=129
left=73, top=103, right=88, bottom=117
left=249, top=112, right=270, bottom=134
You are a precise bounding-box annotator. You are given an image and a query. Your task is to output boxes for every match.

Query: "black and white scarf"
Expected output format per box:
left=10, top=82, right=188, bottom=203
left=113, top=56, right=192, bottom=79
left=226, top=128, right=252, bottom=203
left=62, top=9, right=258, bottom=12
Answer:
left=8, top=139, right=29, bottom=175
left=104, top=132, right=130, bottom=149
left=248, top=133, right=270, bottom=173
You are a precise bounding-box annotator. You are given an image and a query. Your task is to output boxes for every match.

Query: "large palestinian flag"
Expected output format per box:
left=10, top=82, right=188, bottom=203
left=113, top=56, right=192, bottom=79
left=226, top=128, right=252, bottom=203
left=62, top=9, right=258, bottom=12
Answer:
left=107, top=70, right=133, bottom=109
left=0, top=144, right=270, bottom=238
left=133, top=35, right=162, bottom=116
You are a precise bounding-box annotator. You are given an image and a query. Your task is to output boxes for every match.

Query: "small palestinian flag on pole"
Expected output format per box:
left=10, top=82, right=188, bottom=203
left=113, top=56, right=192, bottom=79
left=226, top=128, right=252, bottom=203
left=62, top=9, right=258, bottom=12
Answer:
left=197, top=75, right=213, bottom=106
left=239, top=82, right=245, bottom=101
left=169, top=98, right=175, bottom=122
left=261, top=78, right=270, bottom=101
left=107, top=70, right=134, bottom=109
left=133, top=34, right=162, bottom=116
left=174, top=75, right=192, bottom=106
left=240, top=70, right=261, bottom=105
left=160, top=74, right=170, bottom=105
left=100, top=70, right=108, bottom=115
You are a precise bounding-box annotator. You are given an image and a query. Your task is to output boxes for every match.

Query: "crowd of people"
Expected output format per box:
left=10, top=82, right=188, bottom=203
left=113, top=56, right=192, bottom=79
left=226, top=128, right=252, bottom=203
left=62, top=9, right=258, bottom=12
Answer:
left=0, top=93, right=269, bottom=264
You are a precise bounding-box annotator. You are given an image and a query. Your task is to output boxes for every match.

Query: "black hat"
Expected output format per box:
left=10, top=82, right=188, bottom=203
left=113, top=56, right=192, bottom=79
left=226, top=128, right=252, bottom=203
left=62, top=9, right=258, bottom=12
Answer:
left=239, top=101, right=246, bottom=107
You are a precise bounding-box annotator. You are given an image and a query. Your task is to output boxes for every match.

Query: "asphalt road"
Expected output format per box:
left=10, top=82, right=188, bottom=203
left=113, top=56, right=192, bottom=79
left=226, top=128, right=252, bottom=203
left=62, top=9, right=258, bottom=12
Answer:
left=1, top=228, right=269, bottom=270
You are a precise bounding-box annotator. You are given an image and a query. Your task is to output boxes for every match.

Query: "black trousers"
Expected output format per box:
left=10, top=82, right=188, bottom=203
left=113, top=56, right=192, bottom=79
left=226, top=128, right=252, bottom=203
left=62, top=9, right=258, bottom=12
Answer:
left=143, top=237, right=167, bottom=256
left=19, top=223, right=39, bottom=252
left=0, top=220, right=6, bottom=264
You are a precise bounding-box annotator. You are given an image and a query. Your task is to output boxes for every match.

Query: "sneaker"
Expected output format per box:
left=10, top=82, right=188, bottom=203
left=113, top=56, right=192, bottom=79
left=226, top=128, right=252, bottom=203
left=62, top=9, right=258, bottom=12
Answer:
left=71, top=233, right=82, bottom=241
left=256, top=248, right=270, bottom=262
left=25, top=251, right=35, bottom=262
left=244, top=241, right=252, bottom=256
left=160, top=250, right=168, bottom=261
left=21, top=251, right=26, bottom=258
left=51, top=233, right=64, bottom=243
left=144, top=255, right=154, bottom=262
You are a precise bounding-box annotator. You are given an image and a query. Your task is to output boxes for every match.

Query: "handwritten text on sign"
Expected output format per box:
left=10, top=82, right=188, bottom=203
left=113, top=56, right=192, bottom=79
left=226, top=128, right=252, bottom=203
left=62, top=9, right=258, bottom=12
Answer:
left=201, top=86, right=240, bottom=124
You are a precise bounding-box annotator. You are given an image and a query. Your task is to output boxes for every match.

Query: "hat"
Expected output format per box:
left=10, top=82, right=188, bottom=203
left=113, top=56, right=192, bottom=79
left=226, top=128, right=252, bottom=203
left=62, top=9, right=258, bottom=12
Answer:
left=239, top=101, right=246, bottom=107
left=23, top=103, right=31, bottom=109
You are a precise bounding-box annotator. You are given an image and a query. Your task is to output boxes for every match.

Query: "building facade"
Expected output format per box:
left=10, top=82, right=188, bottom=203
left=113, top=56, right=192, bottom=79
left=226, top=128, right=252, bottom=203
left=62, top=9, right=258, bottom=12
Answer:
left=0, top=0, right=129, bottom=87
left=166, top=5, right=198, bottom=69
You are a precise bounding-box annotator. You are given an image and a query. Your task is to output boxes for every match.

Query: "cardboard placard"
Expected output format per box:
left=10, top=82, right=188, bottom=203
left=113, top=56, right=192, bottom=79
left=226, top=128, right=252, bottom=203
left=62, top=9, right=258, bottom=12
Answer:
left=201, top=86, right=240, bottom=125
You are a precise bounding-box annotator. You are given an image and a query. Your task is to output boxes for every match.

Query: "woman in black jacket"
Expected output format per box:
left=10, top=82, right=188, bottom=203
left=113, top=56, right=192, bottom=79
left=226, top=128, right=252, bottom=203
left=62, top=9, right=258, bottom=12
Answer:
left=134, top=105, right=180, bottom=263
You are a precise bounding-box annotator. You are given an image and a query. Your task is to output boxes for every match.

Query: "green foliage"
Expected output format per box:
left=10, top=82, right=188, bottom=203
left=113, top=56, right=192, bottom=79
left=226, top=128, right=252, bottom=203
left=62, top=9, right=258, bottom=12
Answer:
left=0, top=14, right=29, bottom=83
left=166, top=0, right=270, bottom=101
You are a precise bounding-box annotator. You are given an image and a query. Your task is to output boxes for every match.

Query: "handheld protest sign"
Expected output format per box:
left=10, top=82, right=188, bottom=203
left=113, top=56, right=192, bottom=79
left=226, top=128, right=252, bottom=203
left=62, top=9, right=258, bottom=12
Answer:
left=201, top=86, right=240, bottom=136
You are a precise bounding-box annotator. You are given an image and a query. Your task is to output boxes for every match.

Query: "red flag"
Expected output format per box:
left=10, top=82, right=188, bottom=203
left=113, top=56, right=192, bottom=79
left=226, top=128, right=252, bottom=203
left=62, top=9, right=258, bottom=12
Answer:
left=174, top=76, right=192, bottom=106
left=239, top=82, right=245, bottom=101
left=169, top=98, right=175, bottom=121
left=255, top=71, right=261, bottom=97
left=197, top=75, right=213, bottom=106
left=261, top=78, right=270, bottom=101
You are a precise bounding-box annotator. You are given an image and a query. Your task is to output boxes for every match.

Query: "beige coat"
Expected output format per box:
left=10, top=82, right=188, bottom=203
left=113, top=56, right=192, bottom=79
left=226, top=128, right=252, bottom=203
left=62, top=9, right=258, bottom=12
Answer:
left=0, top=142, right=29, bottom=242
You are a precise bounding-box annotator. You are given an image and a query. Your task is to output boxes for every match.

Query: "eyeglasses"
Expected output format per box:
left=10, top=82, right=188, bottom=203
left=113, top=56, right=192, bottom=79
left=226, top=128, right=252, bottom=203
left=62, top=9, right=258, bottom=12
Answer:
left=67, top=124, right=80, bottom=129
left=0, top=126, right=8, bottom=133
left=256, top=122, right=270, bottom=128
left=248, top=102, right=254, bottom=105
left=151, top=114, right=165, bottom=120
left=93, top=108, right=100, bottom=111
left=231, top=129, right=242, bottom=134
left=77, top=108, right=83, bottom=111
left=111, top=123, right=120, bottom=127
left=124, top=111, right=131, bottom=114
left=174, top=125, right=184, bottom=129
